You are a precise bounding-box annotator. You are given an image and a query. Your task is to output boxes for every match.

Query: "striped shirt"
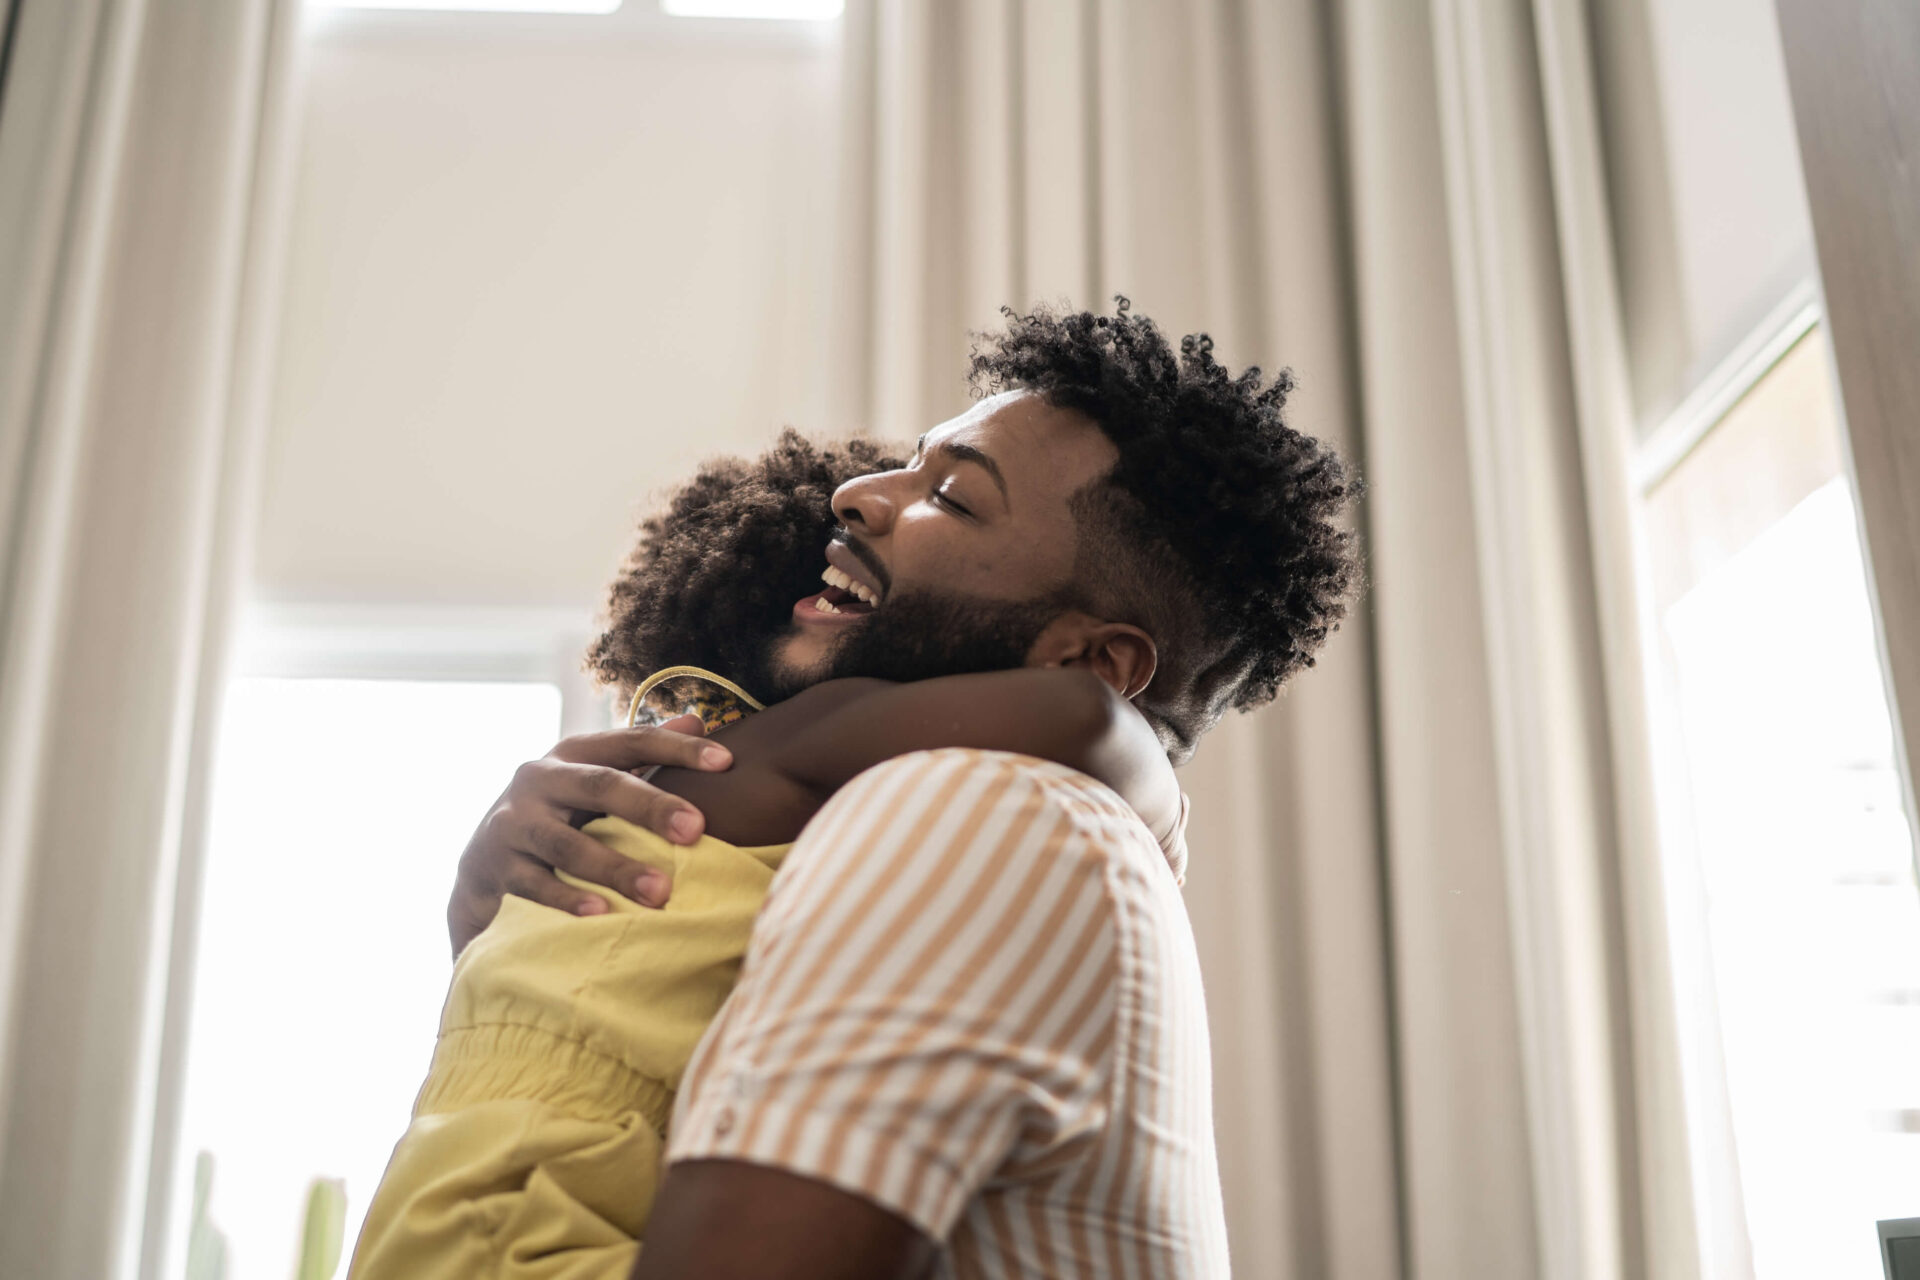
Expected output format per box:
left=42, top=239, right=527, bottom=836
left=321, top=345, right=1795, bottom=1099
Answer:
left=666, top=748, right=1230, bottom=1277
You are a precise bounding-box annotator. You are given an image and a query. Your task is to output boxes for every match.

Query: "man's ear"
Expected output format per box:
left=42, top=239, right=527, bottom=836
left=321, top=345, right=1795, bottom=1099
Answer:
left=1028, top=613, right=1158, bottom=700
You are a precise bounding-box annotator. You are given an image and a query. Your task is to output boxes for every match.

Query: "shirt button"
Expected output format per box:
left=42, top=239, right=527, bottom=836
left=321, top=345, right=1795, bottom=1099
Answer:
left=713, top=1108, right=735, bottom=1137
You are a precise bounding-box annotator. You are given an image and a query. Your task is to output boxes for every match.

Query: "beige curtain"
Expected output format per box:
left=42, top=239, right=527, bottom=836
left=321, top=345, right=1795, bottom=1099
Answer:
left=828, top=2, right=1690, bottom=1278
left=0, top=2, right=302, bottom=1277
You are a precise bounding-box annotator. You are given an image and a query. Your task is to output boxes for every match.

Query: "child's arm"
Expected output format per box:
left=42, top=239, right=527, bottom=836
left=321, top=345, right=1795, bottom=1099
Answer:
left=767, top=669, right=1183, bottom=846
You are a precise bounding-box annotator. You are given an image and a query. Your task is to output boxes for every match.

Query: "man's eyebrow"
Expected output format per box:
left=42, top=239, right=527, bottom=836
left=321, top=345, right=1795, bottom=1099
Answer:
left=929, top=438, right=1010, bottom=504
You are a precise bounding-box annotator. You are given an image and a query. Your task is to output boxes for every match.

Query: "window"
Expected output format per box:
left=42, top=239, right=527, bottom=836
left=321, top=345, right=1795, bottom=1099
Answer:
left=1638, top=318, right=1920, bottom=1278
left=168, top=645, right=573, bottom=1277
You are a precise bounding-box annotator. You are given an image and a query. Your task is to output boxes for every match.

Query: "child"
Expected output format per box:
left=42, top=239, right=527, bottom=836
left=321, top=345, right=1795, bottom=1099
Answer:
left=349, top=433, right=1186, bottom=1280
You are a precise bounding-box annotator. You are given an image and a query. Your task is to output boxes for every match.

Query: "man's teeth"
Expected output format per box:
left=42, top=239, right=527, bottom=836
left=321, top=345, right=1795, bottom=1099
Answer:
left=820, top=564, right=878, bottom=605
left=813, top=596, right=841, bottom=614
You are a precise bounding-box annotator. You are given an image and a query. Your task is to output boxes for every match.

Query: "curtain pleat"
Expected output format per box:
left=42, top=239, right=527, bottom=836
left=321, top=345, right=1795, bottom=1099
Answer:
left=0, top=2, right=299, bottom=1276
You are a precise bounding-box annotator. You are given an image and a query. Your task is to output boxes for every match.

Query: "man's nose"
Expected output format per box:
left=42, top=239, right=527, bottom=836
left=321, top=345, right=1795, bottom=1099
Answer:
left=832, top=471, right=899, bottom=534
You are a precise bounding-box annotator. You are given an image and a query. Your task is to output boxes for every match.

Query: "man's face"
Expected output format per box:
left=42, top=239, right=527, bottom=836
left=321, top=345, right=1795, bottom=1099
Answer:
left=752, top=390, right=1119, bottom=696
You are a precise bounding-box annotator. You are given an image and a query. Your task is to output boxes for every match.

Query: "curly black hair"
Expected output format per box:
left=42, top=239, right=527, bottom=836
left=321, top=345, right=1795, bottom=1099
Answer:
left=584, top=430, right=904, bottom=697
left=968, top=298, right=1361, bottom=758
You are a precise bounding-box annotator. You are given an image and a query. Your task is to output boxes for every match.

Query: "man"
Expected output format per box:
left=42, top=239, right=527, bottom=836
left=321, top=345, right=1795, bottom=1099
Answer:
left=448, top=301, right=1359, bottom=1276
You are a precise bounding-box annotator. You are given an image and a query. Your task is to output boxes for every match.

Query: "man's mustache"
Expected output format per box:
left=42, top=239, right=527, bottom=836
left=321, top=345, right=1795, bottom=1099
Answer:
left=831, top=529, right=892, bottom=599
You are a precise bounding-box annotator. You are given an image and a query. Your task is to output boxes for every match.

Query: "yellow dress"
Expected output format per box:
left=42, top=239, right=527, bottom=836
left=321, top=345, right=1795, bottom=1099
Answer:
left=350, top=668, right=785, bottom=1280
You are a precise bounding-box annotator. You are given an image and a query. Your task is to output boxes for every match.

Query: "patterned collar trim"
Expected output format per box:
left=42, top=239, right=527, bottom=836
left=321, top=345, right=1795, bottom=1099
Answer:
left=626, top=665, right=766, bottom=735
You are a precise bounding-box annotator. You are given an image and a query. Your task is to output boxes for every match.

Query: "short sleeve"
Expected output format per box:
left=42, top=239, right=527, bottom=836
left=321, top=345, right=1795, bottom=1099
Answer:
left=664, top=749, right=1122, bottom=1241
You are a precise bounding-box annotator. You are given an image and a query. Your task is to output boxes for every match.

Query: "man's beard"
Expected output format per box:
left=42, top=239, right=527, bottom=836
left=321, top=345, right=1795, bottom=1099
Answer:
left=745, top=587, right=1072, bottom=703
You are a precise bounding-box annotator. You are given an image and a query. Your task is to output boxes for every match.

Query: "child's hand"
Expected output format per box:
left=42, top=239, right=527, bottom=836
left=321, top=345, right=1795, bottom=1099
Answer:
left=446, top=716, right=733, bottom=955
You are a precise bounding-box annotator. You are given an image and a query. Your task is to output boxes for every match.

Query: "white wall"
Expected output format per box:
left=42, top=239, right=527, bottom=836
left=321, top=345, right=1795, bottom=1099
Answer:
left=253, top=9, right=844, bottom=611
left=1590, top=0, right=1816, bottom=428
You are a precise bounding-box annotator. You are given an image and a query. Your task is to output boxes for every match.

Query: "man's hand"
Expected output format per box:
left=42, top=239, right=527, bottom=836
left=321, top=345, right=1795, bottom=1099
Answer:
left=446, top=716, right=732, bottom=954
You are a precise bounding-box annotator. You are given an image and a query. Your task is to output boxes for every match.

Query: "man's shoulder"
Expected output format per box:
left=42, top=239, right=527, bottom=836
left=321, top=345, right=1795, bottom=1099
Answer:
left=799, top=747, right=1171, bottom=890
left=867, top=743, right=1150, bottom=823
left=851, top=744, right=1116, bottom=793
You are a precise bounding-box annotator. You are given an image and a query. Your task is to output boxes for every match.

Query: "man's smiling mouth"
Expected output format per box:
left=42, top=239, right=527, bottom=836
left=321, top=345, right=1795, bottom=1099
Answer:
left=819, top=564, right=878, bottom=607
left=824, top=536, right=888, bottom=601
left=793, top=536, right=887, bottom=622
left=794, top=582, right=875, bottom=620
left=805, top=564, right=877, bottom=617
left=793, top=559, right=879, bottom=623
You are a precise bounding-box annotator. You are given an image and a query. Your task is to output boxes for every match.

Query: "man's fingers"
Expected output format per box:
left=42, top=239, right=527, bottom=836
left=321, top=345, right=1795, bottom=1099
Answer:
left=546, top=724, right=730, bottom=773
left=452, top=724, right=721, bottom=938
left=448, top=722, right=724, bottom=948
left=521, top=759, right=708, bottom=844
left=489, top=848, right=618, bottom=915
left=521, top=815, right=673, bottom=908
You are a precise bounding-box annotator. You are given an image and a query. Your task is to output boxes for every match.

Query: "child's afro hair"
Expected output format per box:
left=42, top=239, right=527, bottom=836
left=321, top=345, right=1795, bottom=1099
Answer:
left=585, top=430, right=905, bottom=697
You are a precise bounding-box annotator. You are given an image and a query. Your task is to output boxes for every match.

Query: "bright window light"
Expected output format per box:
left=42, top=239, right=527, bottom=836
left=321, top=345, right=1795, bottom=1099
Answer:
left=307, top=0, right=622, bottom=13
left=173, top=678, right=562, bottom=1279
left=661, top=0, right=842, bottom=19
left=1643, top=328, right=1920, bottom=1279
